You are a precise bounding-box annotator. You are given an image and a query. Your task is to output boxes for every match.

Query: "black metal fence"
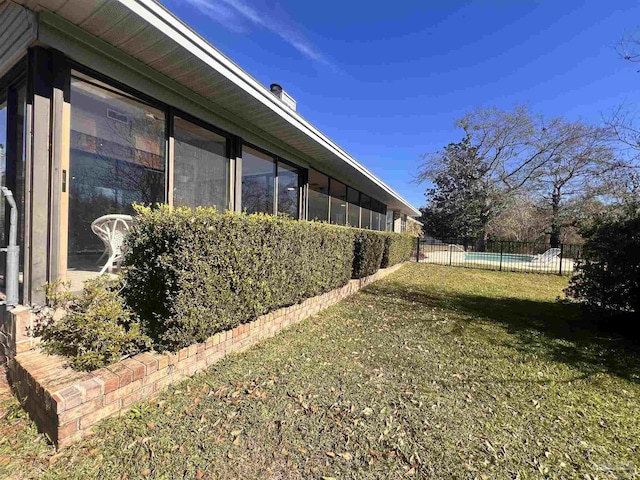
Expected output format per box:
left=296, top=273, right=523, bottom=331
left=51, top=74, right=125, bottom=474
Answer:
left=413, top=237, right=582, bottom=276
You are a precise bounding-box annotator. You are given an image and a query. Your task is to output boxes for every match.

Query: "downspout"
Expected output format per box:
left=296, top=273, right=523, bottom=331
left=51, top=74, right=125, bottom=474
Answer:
left=1, top=187, right=20, bottom=307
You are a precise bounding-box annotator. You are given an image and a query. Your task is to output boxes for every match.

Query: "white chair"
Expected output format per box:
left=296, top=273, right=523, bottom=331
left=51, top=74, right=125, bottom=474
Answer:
left=531, top=248, right=561, bottom=265
left=91, top=214, right=133, bottom=274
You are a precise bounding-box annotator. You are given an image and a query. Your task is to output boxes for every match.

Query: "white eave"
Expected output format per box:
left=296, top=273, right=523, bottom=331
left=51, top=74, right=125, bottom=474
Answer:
left=13, top=0, right=420, bottom=216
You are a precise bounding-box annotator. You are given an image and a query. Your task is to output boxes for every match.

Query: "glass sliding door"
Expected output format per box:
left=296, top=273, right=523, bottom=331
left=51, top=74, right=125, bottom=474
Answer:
left=241, top=145, right=275, bottom=214
left=67, top=75, right=166, bottom=279
left=173, top=116, right=228, bottom=211
left=277, top=161, right=299, bottom=218
left=308, top=169, right=329, bottom=222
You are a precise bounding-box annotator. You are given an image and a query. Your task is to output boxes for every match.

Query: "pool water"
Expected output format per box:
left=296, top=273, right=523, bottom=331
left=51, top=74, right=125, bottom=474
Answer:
left=464, top=253, right=535, bottom=263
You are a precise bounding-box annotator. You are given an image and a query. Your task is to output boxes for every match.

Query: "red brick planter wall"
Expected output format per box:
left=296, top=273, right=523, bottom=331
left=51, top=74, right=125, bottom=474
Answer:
left=7, top=263, right=405, bottom=448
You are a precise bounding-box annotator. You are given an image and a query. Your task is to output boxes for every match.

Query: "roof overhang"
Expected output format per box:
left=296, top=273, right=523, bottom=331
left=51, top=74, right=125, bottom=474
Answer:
left=12, top=0, right=420, bottom=216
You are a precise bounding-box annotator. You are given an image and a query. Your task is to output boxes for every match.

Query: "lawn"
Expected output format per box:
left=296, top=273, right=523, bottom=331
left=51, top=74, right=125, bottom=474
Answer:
left=1, top=264, right=639, bottom=479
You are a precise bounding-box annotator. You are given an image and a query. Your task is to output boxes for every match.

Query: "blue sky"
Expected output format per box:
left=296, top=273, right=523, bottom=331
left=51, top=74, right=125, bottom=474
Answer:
left=164, top=0, right=640, bottom=208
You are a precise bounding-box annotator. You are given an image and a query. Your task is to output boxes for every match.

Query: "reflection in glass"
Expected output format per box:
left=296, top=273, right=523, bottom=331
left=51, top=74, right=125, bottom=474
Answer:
left=174, top=116, right=228, bottom=211
left=386, top=209, right=393, bottom=232
left=277, top=162, right=299, bottom=218
left=242, top=145, right=275, bottom=214
left=68, top=77, right=166, bottom=272
left=360, top=194, right=371, bottom=229
left=308, top=169, right=329, bottom=222
left=347, top=187, right=360, bottom=227
left=329, top=179, right=347, bottom=225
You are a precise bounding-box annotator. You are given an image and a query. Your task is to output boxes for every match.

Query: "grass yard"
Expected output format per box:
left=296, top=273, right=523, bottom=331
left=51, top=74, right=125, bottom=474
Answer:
left=2, top=264, right=639, bottom=479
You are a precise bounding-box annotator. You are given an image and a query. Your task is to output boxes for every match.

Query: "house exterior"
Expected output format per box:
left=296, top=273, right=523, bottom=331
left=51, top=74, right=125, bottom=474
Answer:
left=0, top=0, right=419, bottom=308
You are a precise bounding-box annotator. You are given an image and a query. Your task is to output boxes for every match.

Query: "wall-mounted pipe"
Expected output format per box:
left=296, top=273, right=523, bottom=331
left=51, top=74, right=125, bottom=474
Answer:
left=1, top=187, right=20, bottom=307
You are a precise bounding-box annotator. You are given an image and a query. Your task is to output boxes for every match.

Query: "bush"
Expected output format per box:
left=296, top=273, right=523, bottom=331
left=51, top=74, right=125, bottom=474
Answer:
left=381, top=233, right=415, bottom=268
left=565, top=211, right=639, bottom=314
left=122, top=206, right=355, bottom=351
left=352, top=231, right=385, bottom=279
left=36, top=276, right=151, bottom=371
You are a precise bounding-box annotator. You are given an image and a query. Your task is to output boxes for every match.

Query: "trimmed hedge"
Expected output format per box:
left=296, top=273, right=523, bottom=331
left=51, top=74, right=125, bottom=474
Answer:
left=352, top=230, right=386, bottom=279
left=37, top=206, right=414, bottom=368
left=381, top=233, right=415, bottom=268
left=122, top=206, right=355, bottom=350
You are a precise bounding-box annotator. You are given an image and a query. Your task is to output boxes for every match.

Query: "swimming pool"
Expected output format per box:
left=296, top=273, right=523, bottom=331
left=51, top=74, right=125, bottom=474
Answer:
left=464, top=252, right=535, bottom=263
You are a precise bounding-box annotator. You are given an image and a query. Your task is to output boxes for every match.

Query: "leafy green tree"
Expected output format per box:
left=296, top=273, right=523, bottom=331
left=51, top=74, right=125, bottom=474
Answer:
left=419, top=136, right=496, bottom=241
left=565, top=209, right=640, bottom=315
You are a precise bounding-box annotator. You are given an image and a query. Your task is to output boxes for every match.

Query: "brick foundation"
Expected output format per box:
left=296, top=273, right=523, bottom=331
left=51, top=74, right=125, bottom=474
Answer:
left=7, top=262, right=405, bottom=448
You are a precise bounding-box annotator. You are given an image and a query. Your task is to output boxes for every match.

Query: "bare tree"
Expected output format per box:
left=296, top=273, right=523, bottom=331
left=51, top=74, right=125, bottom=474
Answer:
left=530, top=121, right=624, bottom=247
left=419, top=106, right=631, bottom=246
left=616, top=29, right=640, bottom=63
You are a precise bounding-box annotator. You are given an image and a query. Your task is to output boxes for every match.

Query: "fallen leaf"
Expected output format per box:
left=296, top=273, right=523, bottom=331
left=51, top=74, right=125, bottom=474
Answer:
left=338, top=452, right=353, bottom=461
left=326, top=451, right=336, bottom=458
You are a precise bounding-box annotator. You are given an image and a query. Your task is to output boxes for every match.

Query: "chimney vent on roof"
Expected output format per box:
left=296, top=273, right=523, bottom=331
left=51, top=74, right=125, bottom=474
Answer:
left=270, top=83, right=297, bottom=111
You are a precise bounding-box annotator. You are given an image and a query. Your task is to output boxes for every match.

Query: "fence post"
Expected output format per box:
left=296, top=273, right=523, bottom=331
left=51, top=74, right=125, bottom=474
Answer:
left=559, top=243, right=564, bottom=276
left=449, top=242, right=453, bottom=266
left=499, top=241, right=503, bottom=272
left=416, top=237, right=420, bottom=263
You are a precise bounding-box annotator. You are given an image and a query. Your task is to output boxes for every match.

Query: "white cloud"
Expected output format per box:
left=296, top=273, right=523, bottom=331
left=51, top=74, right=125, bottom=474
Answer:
left=182, top=0, right=332, bottom=66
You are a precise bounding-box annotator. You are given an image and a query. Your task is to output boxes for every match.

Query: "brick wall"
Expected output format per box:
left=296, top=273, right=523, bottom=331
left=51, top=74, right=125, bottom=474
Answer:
left=7, top=262, right=405, bottom=448
left=1, top=306, right=39, bottom=363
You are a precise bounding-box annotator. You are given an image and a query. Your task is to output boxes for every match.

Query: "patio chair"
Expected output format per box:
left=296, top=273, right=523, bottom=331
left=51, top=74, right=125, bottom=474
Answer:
left=91, top=214, right=133, bottom=274
left=531, top=248, right=561, bottom=265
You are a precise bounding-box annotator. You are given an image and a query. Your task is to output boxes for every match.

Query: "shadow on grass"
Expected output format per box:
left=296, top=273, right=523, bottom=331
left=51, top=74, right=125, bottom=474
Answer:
left=364, top=281, right=640, bottom=383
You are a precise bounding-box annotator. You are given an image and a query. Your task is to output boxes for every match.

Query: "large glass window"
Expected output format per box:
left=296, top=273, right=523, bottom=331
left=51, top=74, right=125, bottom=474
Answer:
left=277, top=161, right=299, bottom=218
left=347, top=187, right=360, bottom=227
left=174, top=116, right=228, bottom=211
left=386, top=209, right=393, bottom=232
left=371, top=199, right=379, bottom=231
left=360, top=194, right=372, bottom=229
left=329, top=179, right=347, bottom=225
left=308, top=169, right=329, bottom=222
left=68, top=76, right=166, bottom=274
left=371, top=200, right=386, bottom=231
left=241, top=145, right=275, bottom=214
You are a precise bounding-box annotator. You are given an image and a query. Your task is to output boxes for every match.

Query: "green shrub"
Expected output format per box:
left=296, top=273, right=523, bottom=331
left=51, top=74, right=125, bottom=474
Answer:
left=36, top=276, right=151, bottom=371
left=565, top=211, right=639, bottom=314
left=122, top=205, right=355, bottom=351
left=381, top=233, right=415, bottom=268
left=352, top=230, right=385, bottom=279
